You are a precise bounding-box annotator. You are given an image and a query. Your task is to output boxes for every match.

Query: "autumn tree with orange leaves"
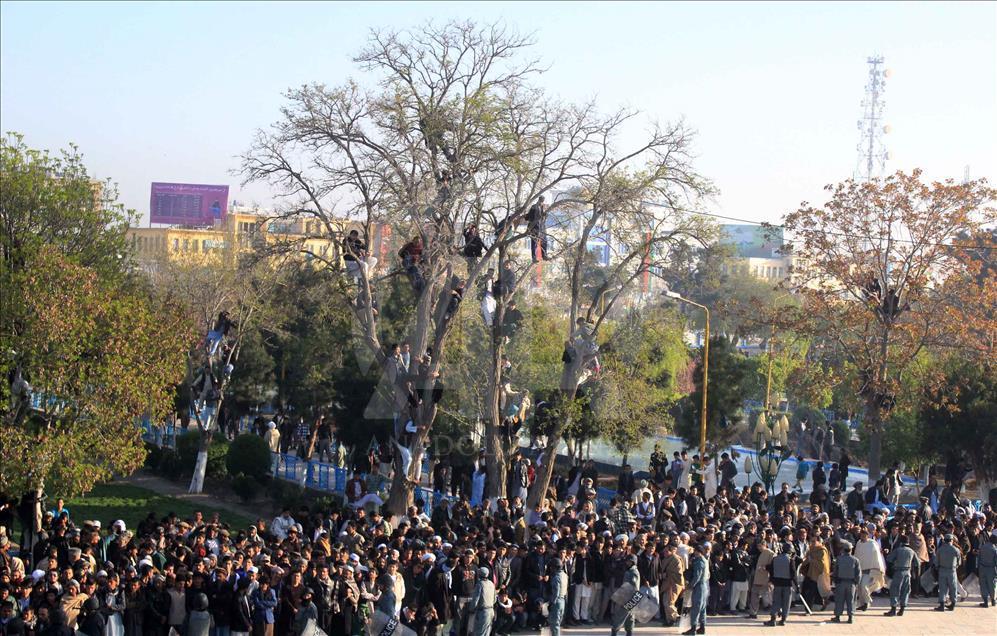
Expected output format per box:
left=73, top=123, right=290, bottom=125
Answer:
left=782, top=170, right=995, bottom=482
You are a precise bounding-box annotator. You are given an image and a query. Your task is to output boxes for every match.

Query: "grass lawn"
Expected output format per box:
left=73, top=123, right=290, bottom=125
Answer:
left=63, top=483, right=254, bottom=531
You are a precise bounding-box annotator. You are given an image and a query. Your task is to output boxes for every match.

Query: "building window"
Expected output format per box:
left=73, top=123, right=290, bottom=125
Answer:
left=183, top=239, right=190, bottom=251
left=173, top=238, right=179, bottom=251
left=203, top=239, right=209, bottom=252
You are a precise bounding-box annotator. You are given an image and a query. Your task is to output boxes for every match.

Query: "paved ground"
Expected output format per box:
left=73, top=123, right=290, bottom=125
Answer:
left=559, top=598, right=996, bottom=635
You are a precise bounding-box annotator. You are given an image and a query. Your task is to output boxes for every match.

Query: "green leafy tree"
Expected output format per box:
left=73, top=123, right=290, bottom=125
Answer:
left=675, top=336, right=753, bottom=451
left=226, top=434, right=273, bottom=481
left=1, top=136, right=193, bottom=513
left=0, top=133, right=133, bottom=280
left=226, top=327, right=276, bottom=415
left=1, top=248, right=193, bottom=496
left=922, top=359, right=997, bottom=496
left=588, top=307, right=688, bottom=461
left=874, top=410, right=936, bottom=476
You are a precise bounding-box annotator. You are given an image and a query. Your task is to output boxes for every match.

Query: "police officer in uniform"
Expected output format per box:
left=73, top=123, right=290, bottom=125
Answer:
left=611, top=554, right=640, bottom=636
left=765, top=541, right=796, bottom=626
left=830, top=540, right=860, bottom=624
left=885, top=535, right=919, bottom=616
left=548, top=558, right=568, bottom=636
left=471, top=566, right=496, bottom=636
left=934, top=534, right=962, bottom=612
left=978, top=531, right=997, bottom=608
left=683, top=541, right=710, bottom=635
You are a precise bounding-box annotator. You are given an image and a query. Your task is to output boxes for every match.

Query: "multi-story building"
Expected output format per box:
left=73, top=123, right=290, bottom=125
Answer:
left=718, top=224, right=796, bottom=282
left=127, top=205, right=393, bottom=270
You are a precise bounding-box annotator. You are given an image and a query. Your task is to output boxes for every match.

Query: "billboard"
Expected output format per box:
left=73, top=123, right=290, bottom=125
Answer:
left=150, top=182, right=229, bottom=226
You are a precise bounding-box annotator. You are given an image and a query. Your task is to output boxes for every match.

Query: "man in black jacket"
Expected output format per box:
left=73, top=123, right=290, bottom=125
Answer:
left=454, top=550, right=478, bottom=636
left=827, top=490, right=847, bottom=523
left=209, top=569, right=234, bottom=635
left=230, top=578, right=253, bottom=636
left=846, top=482, right=865, bottom=517
left=522, top=541, right=549, bottom=629
left=637, top=542, right=660, bottom=609
left=424, top=556, right=453, bottom=636
left=617, top=465, right=636, bottom=498
left=526, top=196, right=549, bottom=261
left=718, top=453, right=738, bottom=491
left=312, top=564, right=338, bottom=634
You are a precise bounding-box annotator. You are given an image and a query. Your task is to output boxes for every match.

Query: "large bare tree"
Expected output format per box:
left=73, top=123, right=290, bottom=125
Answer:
left=523, top=115, right=716, bottom=508
left=241, top=21, right=713, bottom=512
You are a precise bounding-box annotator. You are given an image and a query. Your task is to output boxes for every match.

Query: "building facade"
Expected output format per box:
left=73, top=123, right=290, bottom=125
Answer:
left=127, top=206, right=393, bottom=270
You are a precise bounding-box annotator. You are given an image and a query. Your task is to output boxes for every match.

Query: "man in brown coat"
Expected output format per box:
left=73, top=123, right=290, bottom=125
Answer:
left=657, top=542, right=685, bottom=626
left=749, top=539, right=776, bottom=618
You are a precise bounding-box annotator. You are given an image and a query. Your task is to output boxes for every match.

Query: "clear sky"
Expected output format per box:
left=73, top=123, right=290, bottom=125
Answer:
left=2, top=1, right=994, bottom=225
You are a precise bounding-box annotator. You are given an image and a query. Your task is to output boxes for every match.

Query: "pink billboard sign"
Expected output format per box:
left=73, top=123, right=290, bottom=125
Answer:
left=150, top=182, right=229, bottom=226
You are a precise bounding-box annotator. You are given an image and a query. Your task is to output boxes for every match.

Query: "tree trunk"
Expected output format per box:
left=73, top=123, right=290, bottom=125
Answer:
left=973, top=460, right=994, bottom=503
left=864, top=393, right=884, bottom=484
left=526, top=362, right=582, bottom=508
left=484, top=247, right=513, bottom=499
left=385, top=457, right=415, bottom=514
left=384, top=376, right=441, bottom=514
left=484, top=335, right=508, bottom=499
left=527, top=425, right=563, bottom=509
left=188, top=428, right=211, bottom=493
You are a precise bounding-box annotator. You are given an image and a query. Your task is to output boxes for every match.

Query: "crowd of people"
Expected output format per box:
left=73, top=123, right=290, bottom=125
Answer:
left=6, top=201, right=993, bottom=636
left=2, top=444, right=995, bottom=636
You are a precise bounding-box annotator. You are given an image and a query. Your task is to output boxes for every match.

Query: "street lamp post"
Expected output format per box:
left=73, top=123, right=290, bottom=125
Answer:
left=750, top=411, right=791, bottom=495
left=764, top=332, right=776, bottom=412
left=664, top=289, right=710, bottom=461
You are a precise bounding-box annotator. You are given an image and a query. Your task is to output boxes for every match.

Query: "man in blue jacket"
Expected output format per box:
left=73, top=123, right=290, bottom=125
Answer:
left=683, top=541, right=710, bottom=635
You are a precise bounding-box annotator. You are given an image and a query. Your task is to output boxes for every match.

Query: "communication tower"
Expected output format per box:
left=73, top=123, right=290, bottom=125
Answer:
left=856, top=56, right=890, bottom=180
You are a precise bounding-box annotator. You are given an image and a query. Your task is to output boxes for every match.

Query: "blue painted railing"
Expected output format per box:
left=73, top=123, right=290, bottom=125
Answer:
left=140, top=419, right=459, bottom=508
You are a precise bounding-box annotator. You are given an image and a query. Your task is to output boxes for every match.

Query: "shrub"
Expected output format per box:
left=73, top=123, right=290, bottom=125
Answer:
left=144, top=442, right=163, bottom=469
left=230, top=474, right=260, bottom=503
left=158, top=448, right=183, bottom=480
left=225, top=434, right=272, bottom=481
left=176, top=430, right=229, bottom=479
